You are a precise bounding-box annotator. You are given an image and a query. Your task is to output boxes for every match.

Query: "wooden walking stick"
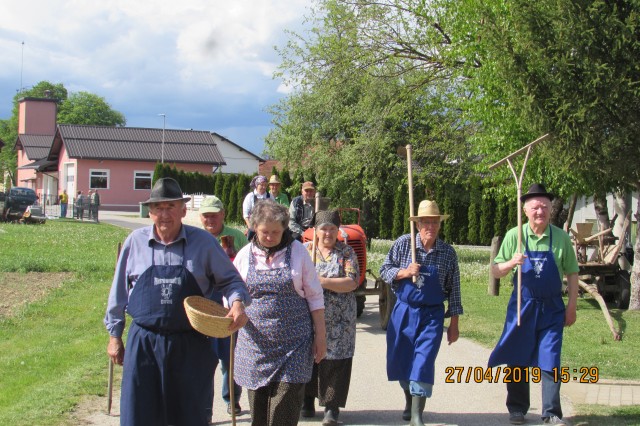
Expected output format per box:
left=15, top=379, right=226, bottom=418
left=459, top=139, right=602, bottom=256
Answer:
left=489, top=134, right=551, bottom=325
left=312, top=191, right=321, bottom=265
left=229, top=331, right=237, bottom=426
left=107, top=242, right=122, bottom=416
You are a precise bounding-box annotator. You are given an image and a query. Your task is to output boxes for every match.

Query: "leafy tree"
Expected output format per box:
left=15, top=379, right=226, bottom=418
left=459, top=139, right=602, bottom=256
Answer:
left=57, top=92, right=125, bottom=126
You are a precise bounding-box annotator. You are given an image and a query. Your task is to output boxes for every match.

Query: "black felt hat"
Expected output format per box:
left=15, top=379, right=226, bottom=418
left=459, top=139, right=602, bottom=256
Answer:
left=142, top=178, right=191, bottom=205
left=520, top=183, right=554, bottom=203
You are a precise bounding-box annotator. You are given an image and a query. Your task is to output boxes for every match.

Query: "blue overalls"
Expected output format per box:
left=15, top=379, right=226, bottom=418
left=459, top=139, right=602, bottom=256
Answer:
left=387, top=263, right=446, bottom=396
left=488, top=227, right=566, bottom=418
left=121, top=241, right=215, bottom=426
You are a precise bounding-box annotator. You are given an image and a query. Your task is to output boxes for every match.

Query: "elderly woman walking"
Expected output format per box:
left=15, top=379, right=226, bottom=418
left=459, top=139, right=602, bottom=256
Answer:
left=302, top=210, right=359, bottom=426
left=233, top=200, right=327, bottom=426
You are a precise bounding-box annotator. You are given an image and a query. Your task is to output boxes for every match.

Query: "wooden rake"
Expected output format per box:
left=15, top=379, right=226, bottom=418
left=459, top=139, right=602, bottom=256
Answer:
left=489, top=134, right=551, bottom=325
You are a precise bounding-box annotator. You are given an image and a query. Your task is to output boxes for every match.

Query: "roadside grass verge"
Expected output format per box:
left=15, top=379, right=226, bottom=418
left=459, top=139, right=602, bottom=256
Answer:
left=0, top=220, right=129, bottom=426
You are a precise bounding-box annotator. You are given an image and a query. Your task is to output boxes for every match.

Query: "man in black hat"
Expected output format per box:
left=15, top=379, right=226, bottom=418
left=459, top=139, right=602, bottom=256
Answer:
left=104, top=177, right=251, bottom=426
left=488, top=183, right=579, bottom=426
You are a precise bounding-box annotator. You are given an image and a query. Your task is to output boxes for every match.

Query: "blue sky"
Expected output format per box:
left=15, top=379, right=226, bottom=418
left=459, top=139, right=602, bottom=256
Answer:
left=0, top=1, right=310, bottom=157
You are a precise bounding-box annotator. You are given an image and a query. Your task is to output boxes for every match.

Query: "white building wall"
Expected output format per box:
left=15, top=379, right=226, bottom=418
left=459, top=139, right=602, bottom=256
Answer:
left=573, top=192, right=638, bottom=223
left=212, top=134, right=261, bottom=175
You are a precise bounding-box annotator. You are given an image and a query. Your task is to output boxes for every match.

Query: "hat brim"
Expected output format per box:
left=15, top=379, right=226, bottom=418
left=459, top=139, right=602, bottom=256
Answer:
left=520, top=192, right=554, bottom=203
left=199, top=207, right=223, bottom=214
left=141, top=196, right=191, bottom=206
left=409, top=214, right=449, bottom=221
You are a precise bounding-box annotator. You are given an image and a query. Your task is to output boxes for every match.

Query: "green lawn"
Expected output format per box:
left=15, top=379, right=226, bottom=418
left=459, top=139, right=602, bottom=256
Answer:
left=0, top=225, right=638, bottom=424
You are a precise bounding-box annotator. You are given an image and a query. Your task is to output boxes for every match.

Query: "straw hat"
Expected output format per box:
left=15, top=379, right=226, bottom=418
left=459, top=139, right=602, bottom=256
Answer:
left=268, top=175, right=282, bottom=185
left=183, top=296, right=233, bottom=338
left=141, top=178, right=191, bottom=205
left=409, top=200, right=449, bottom=221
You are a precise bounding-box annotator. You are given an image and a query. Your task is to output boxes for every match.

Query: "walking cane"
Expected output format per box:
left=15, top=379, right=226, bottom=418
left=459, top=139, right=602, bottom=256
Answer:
left=107, top=242, right=122, bottom=415
left=312, top=192, right=321, bottom=265
left=489, top=134, right=551, bottom=326
left=229, top=331, right=237, bottom=426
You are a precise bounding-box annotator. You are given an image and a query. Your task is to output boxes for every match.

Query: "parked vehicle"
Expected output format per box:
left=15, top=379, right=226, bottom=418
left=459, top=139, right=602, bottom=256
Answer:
left=1, top=187, right=38, bottom=222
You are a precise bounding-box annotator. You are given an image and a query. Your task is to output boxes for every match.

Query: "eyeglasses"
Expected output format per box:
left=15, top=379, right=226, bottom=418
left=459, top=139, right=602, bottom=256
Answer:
left=417, top=220, right=440, bottom=226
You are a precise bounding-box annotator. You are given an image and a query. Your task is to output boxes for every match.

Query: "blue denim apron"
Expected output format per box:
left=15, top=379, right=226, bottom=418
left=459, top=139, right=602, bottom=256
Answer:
left=488, top=229, right=565, bottom=370
left=387, top=264, right=446, bottom=385
left=234, top=245, right=314, bottom=389
left=121, top=241, right=214, bottom=426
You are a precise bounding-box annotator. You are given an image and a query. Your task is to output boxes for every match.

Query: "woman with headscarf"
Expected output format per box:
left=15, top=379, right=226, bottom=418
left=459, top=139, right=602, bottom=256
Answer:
left=233, top=200, right=327, bottom=426
left=302, top=210, right=359, bottom=425
left=242, top=175, right=270, bottom=240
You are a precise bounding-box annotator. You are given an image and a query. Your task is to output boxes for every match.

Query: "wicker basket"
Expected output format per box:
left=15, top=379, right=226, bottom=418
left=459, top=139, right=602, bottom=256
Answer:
left=184, top=296, right=233, bottom=338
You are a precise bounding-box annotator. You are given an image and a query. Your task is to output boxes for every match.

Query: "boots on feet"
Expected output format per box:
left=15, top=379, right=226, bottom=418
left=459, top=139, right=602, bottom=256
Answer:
left=322, top=406, right=340, bottom=426
left=409, top=396, right=426, bottom=426
left=402, top=389, right=412, bottom=421
left=301, top=396, right=316, bottom=418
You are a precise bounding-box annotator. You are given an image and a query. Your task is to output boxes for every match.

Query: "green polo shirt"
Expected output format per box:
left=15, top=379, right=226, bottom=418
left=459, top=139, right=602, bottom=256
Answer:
left=271, top=192, right=290, bottom=207
left=494, top=223, right=579, bottom=281
left=218, top=224, right=249, bottom=253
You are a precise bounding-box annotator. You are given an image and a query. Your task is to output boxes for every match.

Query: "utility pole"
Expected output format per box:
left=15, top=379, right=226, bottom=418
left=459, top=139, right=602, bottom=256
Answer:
left=159, top=113, right=166, bottom=163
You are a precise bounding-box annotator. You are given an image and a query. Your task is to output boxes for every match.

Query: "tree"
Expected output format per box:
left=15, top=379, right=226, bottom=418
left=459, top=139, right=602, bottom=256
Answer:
left=0, top=81, right=126, bottom=183
left=57, top=92, right=125, bottom=126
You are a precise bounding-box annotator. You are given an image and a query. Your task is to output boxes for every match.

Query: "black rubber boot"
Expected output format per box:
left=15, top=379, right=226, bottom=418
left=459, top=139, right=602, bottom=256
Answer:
left=301, top=396, right=316, bottom=418
left=409, top=396, right=426, bottom=426
left=322, top=406, right=340, bottom=425
left=402, top=389, right=412, bottom=421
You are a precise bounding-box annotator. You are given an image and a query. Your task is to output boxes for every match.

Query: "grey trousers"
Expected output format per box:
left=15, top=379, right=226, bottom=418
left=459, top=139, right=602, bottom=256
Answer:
left=248, top=381, right=304, bottom=426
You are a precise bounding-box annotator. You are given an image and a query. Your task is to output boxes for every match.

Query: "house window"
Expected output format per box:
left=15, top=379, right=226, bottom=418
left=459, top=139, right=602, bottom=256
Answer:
left=134, top=171, right=153, bottom=190
left=90, top=169, right=109, bottom=189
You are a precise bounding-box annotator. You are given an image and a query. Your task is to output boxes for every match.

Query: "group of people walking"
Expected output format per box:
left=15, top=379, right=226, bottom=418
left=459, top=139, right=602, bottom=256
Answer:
left=105, top=177, right=578, bottom=426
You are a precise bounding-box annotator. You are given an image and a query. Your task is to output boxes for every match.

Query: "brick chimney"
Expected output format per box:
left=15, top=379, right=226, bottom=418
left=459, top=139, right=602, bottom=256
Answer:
left=18, top=96, right=58, bottom=135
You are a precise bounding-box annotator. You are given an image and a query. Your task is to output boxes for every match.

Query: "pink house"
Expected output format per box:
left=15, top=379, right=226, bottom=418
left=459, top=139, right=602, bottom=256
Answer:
left=15, top=96, right=226, bottom=211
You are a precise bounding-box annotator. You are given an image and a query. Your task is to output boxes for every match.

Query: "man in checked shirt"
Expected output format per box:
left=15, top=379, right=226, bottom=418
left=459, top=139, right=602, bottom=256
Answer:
left=380, top=200, right=463, bottom=426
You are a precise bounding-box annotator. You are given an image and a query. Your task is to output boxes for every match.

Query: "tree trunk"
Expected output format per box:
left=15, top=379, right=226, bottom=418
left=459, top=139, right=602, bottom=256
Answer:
left=593, top=192, right=611, bottom=231
left=629, top=182, right=640, bottom=310
left=488, top=236, right=501, bottom=296
left=613, top=191, right=631, bottom=242
left=550, top=196, right=566, bottom=228
left=564, top=194, right=578, bottom=233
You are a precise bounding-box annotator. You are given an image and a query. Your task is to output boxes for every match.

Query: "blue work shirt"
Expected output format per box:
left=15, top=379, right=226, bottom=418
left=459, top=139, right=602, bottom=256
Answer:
left=104, top=224, right=250, bottom=338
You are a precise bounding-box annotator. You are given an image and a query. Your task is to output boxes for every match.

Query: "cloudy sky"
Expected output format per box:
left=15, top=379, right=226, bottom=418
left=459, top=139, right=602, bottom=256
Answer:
left=0, top=1, right=311, bottom=156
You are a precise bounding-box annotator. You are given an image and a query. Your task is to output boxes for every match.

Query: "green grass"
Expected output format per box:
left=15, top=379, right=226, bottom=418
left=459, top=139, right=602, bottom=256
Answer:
left=0, top=220, right=129, bottom=426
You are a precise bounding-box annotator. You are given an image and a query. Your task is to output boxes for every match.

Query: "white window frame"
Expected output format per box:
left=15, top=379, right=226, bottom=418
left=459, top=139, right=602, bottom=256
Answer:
left=134, top=170, right=154, bottom=190
left=89, top=169, right=110, bottom=190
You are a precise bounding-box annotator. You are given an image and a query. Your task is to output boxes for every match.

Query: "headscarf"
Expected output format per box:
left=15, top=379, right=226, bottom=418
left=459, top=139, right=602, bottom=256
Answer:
left=252, top=228, right=295, bottom=259
left=313, top=209, right=341, bottom=228
left=249, top=175, right=267, bottom=189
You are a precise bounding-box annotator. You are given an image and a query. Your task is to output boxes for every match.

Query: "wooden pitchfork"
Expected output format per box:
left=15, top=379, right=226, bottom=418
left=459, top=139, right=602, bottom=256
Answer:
left=397, top=144, right=417, bottom=283
left=489, top=134, right=551, bottom=325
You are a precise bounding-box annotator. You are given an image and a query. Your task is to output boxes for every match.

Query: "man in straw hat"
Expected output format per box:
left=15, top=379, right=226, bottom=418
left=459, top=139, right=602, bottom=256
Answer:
left=199, top=195, right=248, bottom=418
left=380, top=199, right=462, bottom=426
left=489, top=183, right=579, bottom=426
left=289, top=181, right=317, bottom=241
left=104, top=178, right=251, bottom=426
left=268, top=174, right=290, bottom=206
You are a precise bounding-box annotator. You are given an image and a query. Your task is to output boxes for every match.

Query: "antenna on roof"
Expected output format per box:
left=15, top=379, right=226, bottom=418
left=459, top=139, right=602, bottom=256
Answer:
left=19, top=41, right=25, bottom=94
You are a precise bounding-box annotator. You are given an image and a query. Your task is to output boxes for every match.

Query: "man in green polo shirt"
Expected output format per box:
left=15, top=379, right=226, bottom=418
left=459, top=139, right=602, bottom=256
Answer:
left=489, top=183, right=579, bottom=426
left=199, top=195, right=248, bottom=418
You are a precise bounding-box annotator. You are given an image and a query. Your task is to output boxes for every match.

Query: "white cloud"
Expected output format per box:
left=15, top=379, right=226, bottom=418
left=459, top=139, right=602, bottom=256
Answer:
left=0, top=0, right=311, bottom=155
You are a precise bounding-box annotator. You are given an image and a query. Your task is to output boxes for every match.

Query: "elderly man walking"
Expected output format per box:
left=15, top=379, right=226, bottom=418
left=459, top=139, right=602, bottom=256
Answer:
left=380, top=200, right=463, bottom=426
left=104, top=178, right=251, bottom=426
left=489, top=183, right=579, bottom=426
left=199, top=195, right=248, bottom=418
